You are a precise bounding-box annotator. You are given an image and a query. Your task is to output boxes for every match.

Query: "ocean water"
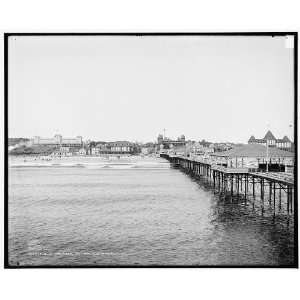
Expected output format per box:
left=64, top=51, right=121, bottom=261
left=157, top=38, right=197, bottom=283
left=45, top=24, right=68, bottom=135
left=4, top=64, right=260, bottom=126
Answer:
left=8, top=156, right=295, bottom=266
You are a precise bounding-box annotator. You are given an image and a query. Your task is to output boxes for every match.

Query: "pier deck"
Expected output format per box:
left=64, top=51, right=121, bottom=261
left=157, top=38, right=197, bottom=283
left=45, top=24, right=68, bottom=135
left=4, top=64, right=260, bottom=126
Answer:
left=249, top=172, right=294, bottom=186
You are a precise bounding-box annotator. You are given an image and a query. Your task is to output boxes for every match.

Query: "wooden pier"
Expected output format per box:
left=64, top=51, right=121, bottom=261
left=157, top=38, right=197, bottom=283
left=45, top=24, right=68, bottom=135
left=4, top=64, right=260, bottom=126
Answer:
left=161, top=154, right=295, bottom=216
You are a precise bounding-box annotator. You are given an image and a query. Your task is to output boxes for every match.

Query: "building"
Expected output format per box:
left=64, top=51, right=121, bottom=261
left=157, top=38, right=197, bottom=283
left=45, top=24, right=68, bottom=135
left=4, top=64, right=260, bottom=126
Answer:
left=248, top=131, right=293, bottom=152
left=60, top=146, right=70, bottom=153
left=108, top=141, right=135, bottom=153
left=91, top=147, right=101, bottom=155
left=78, top=148, right=87, bottom=155
left=141, top=143, right=155, bottom=155
left=210, top=144, right=294, bottom=172
left=157, top=134, right=186, bottom=149
left=90, top=141, right=137, bottom=155
left=213, top=142, right=234, bottom=152
left=190, top=142, right=214, bottom=155
left=199, top=139, right=212, bottom=148
left=167, top=145, right=187, bottom=156
left=33, top=134, right=83, bottom=147
left=140, top=142, right=155, bottom=155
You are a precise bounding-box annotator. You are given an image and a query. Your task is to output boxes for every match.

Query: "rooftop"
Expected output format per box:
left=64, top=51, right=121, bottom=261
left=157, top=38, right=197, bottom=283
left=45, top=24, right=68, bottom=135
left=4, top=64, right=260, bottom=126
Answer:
left=107, top=141, right=133, bottom=146
left=248, top=135, right=256, bottom=142
left=211, top=144, right=294, bottom=158
left=283, top=135, right=292, bottom=142
left=248, top=131, right=292, bottom=144
left=263, top=130, right=276, bottom=140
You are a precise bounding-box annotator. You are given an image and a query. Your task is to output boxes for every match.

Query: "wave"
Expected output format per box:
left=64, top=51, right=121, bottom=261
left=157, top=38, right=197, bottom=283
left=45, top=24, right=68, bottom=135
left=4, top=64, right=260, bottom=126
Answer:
left=10, top=164, right=170, bottom=170
left=9, top=159, right=170, bottom=170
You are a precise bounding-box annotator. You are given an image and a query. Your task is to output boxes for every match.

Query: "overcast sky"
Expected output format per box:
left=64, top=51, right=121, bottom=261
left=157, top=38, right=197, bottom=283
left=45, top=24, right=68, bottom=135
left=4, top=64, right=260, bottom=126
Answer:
left=8, top=35, right=294, bottom=143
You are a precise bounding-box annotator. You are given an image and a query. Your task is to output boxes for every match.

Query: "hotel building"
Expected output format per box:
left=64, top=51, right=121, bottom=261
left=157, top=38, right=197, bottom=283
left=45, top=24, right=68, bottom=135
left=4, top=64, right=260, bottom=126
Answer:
left=91, top=141, right=137, bottom=155
left=248, top=131, right=293, bottom=152
left=33, top=135, right=83, bottom=147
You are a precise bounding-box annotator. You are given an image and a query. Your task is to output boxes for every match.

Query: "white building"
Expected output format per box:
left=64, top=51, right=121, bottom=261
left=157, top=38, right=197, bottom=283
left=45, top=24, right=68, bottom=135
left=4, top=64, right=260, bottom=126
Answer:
left=33, top=134, right=83, bottom=147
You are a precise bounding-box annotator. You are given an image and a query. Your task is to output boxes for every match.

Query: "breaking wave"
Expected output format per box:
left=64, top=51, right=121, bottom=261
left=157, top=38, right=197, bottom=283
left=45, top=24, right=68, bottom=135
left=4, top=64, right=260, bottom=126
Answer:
left=9, top=158, right=170, bottom=170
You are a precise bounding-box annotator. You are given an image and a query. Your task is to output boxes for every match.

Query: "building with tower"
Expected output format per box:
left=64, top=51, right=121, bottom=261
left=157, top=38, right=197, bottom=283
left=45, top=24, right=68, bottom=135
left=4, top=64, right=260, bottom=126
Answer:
left=157, top=133, right=186, bottom=149
left=248, top=130, right=293, bottom=152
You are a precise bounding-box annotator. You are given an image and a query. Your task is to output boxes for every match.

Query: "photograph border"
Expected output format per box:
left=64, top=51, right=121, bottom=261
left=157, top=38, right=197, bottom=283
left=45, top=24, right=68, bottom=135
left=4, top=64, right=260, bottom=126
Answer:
left=3, top=32, right=298, bottom=269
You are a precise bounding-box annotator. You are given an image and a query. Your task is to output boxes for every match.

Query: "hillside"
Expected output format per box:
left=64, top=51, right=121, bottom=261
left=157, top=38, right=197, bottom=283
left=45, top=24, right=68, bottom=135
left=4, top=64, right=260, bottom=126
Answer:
left=8, top=138, right=30, bottom=146
left=9, top=144, right=58, bottom=156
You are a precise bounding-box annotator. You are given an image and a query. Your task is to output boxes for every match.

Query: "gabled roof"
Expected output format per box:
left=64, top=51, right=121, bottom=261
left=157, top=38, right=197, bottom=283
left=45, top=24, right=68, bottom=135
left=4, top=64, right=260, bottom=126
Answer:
left=283, top=136, right=291, bottom=142
left=248, top=135, right=256, bottom=142
left=263, top=130, right=276, bottom=140
left=211, top=144, right=294, bottom=158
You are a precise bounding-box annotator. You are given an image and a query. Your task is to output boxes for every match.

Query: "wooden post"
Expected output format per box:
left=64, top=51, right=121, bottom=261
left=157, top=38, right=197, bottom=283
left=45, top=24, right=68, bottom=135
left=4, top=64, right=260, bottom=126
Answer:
left=273, top=182, right=276, bottom=213
left=279, top=185, right=281, bottom=209
left=269, top=182, right=272, bottom=204
left=290, top=188, right=293, bottom=213
left=287, top=187, right=290, bottom=214
left=252, top=177, right=255, bottom=196
left=245, top=175, right=248, bottom=198
left=237, top=175, right=239, bottom=197
left=221, top=172, right=223, bottom=192
left=241, top=175, right=243, bottom=192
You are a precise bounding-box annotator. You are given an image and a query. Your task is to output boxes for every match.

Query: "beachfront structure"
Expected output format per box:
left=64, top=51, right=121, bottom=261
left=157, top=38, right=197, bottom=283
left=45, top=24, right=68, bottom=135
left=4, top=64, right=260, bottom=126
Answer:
left=210, top=144, right=294, bottom=172
left=33, top=134, right=83, bottom=147
left=90, top=141, right=137, bottom=155
left=248, top=131, right=293, bottom=152
left=50, top=145, right=83, bottom=157
left=108, top=141, right=135, bottom=153
left=78, top=148, right=87, bottom=155
left=140, top=142, right=155, bottom=155
left=60, top=146, right=70, bottom=153
left=157, top=134, right=186, bottom=149
left=213, top=142, right=234, bottom=152
left=190, top=142, right=214, bottom=155
left=141, top=147, right=152, bottom=155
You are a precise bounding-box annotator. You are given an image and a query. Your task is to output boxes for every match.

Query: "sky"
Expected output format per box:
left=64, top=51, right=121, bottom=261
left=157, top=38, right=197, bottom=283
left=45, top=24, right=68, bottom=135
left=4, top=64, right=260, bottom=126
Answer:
left=8, top=35, right=294, bottom=143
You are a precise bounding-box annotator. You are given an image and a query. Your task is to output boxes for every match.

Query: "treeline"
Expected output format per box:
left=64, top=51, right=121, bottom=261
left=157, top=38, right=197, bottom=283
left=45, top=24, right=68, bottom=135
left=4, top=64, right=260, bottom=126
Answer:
left=9, top=145, right=58, bottom=156
left=8, top=138, right=30, bottom=146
